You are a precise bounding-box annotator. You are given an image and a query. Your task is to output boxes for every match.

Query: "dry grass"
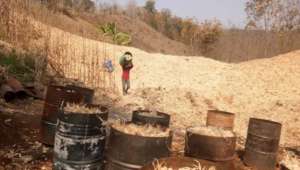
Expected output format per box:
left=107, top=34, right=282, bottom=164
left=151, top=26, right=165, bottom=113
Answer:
left=0, top=0, right=117, bottom=90
left=209, top=29, right=300, bottom=62
left=187, top=126, right=235, bottom=138
left=112, top=121, right=170, bottom=137
left=153, top=160, right=216, bottom=170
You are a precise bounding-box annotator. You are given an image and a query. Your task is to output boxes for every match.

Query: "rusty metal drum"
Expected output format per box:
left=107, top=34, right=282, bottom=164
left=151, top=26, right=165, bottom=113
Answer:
left=132, top=110, right=171, bottom=127
left=244, top=118, right=282, bottom=170
left=207, top=110, right=235, bottom=130
left=184, top=126, right=236, bottom=161
left=141, top=157, right=236, bottom=170
left=53, top=105, right=108, bottom=170
left=66, top=85, right=94, bottom=104
left=106, top=125, right=173, bottom=170
left=40, top=85, right=94, bottom=145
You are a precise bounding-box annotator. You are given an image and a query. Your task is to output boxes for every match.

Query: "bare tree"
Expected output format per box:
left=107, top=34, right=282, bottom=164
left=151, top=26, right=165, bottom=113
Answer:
left=246, top=0, right=300, bottom=31
left=126, top=0, right=138, bottom=18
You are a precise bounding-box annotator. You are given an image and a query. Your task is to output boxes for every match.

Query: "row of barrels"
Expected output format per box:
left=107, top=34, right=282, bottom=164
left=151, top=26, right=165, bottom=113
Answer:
left=40, top=85, right=282, bottom=170
left=131, top=110, right=282, bottom=170
left=203, top=110, right=282, bottom=170
left=53, top=109, right=173, bottom=170
left=40, top=85, right=171, bottom=170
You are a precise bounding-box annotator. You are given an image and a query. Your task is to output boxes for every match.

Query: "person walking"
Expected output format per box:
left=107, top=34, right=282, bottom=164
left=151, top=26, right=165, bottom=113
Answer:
left=119, top=52, right=133, bottom=95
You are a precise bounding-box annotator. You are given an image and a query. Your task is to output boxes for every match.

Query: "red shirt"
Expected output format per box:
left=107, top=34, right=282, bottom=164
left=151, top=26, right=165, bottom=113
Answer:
left=122, top=65, right=133, bottom=80
left=122, top=69, right=130, bottom=80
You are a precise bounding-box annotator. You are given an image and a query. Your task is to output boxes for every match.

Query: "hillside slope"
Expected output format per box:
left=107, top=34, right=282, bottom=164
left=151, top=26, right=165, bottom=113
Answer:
left=93, top=14, right=193, bottom=55
left=37, top=12, right=193, bottom=56
left=45, top=24, right=300, bottom=148
left=110, top=47, right=300, bottom=148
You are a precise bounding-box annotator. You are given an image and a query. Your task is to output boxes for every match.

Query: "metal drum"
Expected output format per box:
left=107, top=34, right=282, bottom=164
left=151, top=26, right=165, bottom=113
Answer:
left=207, top=110, right=235, bottom=130
left=66, top=85, right=94, bottom=104
left=106, top=125, right=172, bottom=170
left=53, top=105, right=108, bottom=170
left=132, top=110, right=171, bottom=127
left=141, top=157, right=236, bottom=170
left=40, top=85, right=94, bottom=145
left=244, top=118, right=282, bottom=170
left=184, top=127, right=236, bottom=161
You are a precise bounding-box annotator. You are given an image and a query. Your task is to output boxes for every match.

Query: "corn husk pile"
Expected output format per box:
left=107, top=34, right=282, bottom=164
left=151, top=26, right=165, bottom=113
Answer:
left=187, top=126, right=234, bottom=138
left=64, top=103, right=102, bottom=114
left=153, top=161, right=216, bottom=170
left=112, top=121, right=170, bottom=137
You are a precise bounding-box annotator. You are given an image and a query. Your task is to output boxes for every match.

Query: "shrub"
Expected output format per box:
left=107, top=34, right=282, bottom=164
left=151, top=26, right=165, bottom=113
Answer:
left=0, top=50, right=37, bottom=83
left=100, top=22, right=132, bottom=45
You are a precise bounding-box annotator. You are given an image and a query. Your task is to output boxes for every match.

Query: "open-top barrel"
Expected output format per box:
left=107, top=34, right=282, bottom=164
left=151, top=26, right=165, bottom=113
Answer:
left=207, top=110, right=235, bottom=130
left=244, top=118, right=282, bottom=170
left=132, top=110, right=171, bottom=127
left=53, top=105, right=108, bottom=170
left=40, top=85, right=94, bottom=145
left=185, top=126, right=236, bottom=162
left=106, top=124, right=172, bottom=170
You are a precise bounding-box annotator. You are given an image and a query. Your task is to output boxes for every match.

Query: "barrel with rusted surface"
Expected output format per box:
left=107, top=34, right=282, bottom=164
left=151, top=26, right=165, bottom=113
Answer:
left=207, top=110, right=235, bottom=130
left=244, top=118, right=282, bottom=170
left=40, top=85, right=94, bottom=145
left=184, top=127, right=236, bottom=161
left=141, top=157, right=236, bottom=170
left=106, top=126, right=172, bottom=170
left=66, top=85, right=94, bottom=104
left=132, top=110, right=171, bottom=127
left=53, top=105, right=108, bottom=170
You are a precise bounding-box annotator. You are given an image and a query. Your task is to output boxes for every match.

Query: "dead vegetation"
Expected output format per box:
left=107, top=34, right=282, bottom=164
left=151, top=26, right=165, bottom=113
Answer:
left=2, top=0, right=299, bottom=62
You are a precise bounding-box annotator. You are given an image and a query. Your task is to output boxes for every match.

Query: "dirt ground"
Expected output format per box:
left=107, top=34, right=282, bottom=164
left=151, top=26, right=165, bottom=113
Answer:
left=0, top=99, right=52, bottom=170
left=0, top=98, right=298, bottom=170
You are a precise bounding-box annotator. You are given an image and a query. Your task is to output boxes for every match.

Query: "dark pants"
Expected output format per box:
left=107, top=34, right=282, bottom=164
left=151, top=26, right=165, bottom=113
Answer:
left=122, top=78, right=130, bottom=95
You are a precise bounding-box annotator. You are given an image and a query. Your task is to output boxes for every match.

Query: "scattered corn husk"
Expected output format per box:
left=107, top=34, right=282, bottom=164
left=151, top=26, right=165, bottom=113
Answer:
left=280, top=150, right=300, bottom=170
left=112, top=121, right=170, bottom=137
left=188, top=126, right=234, bottom=138
left=64, top=103, right=102, bottom=114
left=153, top=160, right=216, bottom=170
